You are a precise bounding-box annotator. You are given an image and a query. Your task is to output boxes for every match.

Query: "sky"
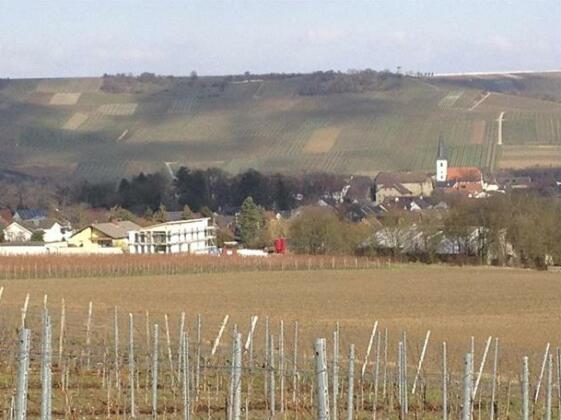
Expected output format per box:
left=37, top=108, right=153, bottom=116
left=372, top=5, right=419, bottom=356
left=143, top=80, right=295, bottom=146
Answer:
left=1, top=0, right=560, bottom=78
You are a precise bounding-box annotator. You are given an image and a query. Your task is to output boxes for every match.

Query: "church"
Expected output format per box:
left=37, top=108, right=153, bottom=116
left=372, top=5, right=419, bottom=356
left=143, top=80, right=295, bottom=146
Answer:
left=436, top=137, right=484, bottom=196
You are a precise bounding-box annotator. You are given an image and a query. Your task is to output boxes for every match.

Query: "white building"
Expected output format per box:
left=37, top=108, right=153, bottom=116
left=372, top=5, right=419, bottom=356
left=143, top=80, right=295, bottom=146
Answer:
left=3, top=219, right=72, bottom=243
left=128, top=218, right=217, bottom=254
left=436, top=136, right=448, bottom=183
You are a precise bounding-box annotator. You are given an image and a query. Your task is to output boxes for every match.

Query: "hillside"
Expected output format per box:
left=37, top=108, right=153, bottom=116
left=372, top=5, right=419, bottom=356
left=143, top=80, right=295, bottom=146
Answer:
left=1, top=71, right=561, bottom=182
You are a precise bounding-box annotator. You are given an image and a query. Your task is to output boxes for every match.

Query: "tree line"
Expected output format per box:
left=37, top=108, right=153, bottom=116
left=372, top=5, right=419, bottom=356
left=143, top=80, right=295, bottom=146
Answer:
left=364, top=193, right=561, bottom=269
left=71, top=167, right=347, bottom=215
left=266, top=192, right=561, bottom=269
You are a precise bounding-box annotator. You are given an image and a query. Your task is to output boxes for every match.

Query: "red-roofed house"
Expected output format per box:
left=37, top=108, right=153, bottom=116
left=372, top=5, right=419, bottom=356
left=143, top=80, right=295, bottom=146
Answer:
left=446, top=167, right=483, bottom=184
left=435, top=138, right=484, bottom=196
left=439, top=167, right=484, bottom=195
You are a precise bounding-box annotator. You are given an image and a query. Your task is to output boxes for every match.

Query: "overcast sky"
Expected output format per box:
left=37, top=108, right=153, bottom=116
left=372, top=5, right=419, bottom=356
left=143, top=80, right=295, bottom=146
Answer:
left=1, top=0, right=560, bottom=78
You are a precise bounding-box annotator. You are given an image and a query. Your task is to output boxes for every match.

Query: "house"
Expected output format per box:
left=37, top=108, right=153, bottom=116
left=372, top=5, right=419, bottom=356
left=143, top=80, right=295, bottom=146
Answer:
left=440, top=167, right=484, bottom=195
left=68, top=220, right=141, bottom=251
left=366, top=224, right=489, bottom=259
left=343, top=176, right=374, bottom=202
left=3, top=222, right=33, bottom=242
left=373, top=172, right=434, bottom=203
left=341, top=200, right=382, bottom=222
left=13, top=208, right=47, bottom=222
left=435, top=138, right=484, bottom=196
left=3, top=218, right=72, bottom=243
left=496, top=175, right=532, bottom=191
left=128, top=218, right=216, bottom=254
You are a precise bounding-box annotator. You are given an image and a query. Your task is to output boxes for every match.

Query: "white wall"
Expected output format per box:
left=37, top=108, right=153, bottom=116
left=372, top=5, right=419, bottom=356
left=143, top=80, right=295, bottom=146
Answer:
left=436, top=159, right=448, bottom=182
left=129, top=218, right=216, bottom=254
left=4, top=224, right=32, bottom=242
left=0, top=246, right=47, bottom=255
left=0, top=244, right=123, bottom=256
left=52, top=247, right=123, bottom=255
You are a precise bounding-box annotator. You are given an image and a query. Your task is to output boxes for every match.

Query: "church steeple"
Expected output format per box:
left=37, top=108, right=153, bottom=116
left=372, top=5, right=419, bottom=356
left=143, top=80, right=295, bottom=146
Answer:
left=436, top=135, right=448, bottom=182
left=437, top=134, right=446, bottom=160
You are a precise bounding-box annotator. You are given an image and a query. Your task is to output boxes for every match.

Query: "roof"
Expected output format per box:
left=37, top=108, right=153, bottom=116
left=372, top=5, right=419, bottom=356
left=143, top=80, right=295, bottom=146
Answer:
left=392, top=183, right=413, bottom=195
left=14, top=208, right=47, bottom=220
left=165, top=211, right=184, bottom=221
left=437, top=135, right=446, bottom=159
left=346, top=176, right=374, bottom=200
left=375, top=171, right=431, bottom=186
left=139, top=218, right=211, bottom=232
left=497, top=176, right=532, bottom=189
left=6, top=218, right=61, bottom=232
left=0, top=208, right=12, bottom=225
left=446, top=167, right=483, bottom=183
left=92, top=220, right=141, bottom=239
left=21, top=218, right=61, bottom=231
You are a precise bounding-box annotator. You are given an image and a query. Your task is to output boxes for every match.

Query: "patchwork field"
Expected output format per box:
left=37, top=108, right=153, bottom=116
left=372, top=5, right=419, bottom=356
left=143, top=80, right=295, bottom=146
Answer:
left=62, top=112, right=89, bottom=130
left=498, top=145, right=561, bottom=169
left=303, top=127, right=340, bottom=153
left=49, top=92, right=81, bottom=106
left=1, top=72, right=561, bottom=180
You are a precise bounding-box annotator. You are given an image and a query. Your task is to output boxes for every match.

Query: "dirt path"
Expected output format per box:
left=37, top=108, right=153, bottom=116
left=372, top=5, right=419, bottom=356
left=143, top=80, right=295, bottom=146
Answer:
left=469, top=92, right=491, bottom=111
left=164, top=161, right=177, bottom=180
left=497, top=111, right=505, bottom=145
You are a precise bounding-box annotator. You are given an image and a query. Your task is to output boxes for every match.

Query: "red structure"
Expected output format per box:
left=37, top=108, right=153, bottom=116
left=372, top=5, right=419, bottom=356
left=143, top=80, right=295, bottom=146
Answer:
left=274, top=238, right=287, bottom=254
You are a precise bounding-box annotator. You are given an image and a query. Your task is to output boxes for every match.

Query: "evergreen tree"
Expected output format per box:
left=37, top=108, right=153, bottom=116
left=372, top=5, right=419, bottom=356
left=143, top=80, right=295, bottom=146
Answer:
left=235, top=170, right=271, bottom=207
left=153, top=204, right=168, bottom=223
left=181, top=204, right=194, bottom=219
left=175, top=167, right=211, bottom=211
left=30, top=230, right=44, bottom=242
left=273, top=175, right=295, bottom=211
left=238, top=197, right=264, bottom=246
left=200, top=206, right=213, bottom=218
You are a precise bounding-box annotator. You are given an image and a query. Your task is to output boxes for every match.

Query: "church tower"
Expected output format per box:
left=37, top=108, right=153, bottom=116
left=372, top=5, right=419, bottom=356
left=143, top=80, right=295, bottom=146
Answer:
left=436, top=135, right=448, bottom=182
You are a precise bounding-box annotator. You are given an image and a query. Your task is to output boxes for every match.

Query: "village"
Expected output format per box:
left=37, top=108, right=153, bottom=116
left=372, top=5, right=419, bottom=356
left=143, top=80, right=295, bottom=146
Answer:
left=0, top=139, right=557, bottom=266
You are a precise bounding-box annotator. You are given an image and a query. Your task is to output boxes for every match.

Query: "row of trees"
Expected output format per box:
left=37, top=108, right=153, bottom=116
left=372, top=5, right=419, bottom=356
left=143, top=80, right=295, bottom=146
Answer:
left=274, top=193, right=561, bottom=269
left=234, top=198, right=370, bottom=252
left=299, top=70, right=402, bottom=95
left=365, top=193, right=561, bottom=268
left=72, top=167, right=347, bottom=215
left=441, top=193, right=561, bottom=268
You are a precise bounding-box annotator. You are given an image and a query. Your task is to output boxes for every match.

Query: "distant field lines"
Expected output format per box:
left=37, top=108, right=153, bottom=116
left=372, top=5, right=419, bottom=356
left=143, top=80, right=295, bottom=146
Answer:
left=438, top=90, right=464, bottom=109
left=97, top=103, right=138, bottom=116
left=469, top=92, right=491, bottom=111
left=36, top=78, right=102, bottom=93
left=502, top=112, right=561, bottom=145
left=167, top=97, right=197, bottom=114
left=304, top=127, right=341, bottom=154
left=62, top=112, right=89, bottom=130
left=498, top=145, right=561, bottom=169
left=49, top=92, right=81, bottom=106
left=470, top=120, right=486, bottom=145
left=5, top=74, right=561, bottom=177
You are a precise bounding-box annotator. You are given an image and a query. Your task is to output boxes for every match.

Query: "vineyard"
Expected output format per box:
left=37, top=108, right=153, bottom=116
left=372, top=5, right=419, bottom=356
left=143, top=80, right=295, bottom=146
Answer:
left=0, top=265, right=561, bottom=418
left=0, top=254, right=386, bottom=280
left=2, top=72, right=561, bottom=180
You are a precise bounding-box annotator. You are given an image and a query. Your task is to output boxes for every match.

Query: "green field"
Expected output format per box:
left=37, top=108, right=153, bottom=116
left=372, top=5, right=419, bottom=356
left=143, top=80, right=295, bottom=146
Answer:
left=1, top=72, right=561, bottom=181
